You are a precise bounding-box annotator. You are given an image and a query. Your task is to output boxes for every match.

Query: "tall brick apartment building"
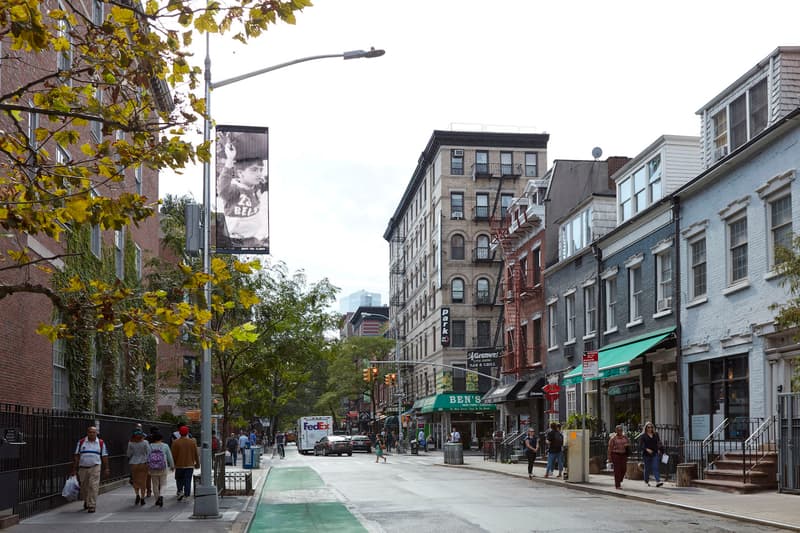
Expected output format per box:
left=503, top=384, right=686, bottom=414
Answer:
left=0, top=2, right=172, bottom=411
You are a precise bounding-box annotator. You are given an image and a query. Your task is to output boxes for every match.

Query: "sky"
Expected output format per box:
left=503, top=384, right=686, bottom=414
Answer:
left=158, top=0, right=800, bottom=311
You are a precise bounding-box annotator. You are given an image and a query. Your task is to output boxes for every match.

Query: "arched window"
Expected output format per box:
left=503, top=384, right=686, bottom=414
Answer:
left=451, top=278, right=465, bottom=303
left=475, top=235, right=490, bottom=260
left=451, top=234, right=465, bottom=260
left=476, top=278, right=490, bottom=304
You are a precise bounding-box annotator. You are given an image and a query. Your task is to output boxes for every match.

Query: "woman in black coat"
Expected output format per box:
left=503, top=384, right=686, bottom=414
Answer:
left=638, top=422, right=663, bottom=487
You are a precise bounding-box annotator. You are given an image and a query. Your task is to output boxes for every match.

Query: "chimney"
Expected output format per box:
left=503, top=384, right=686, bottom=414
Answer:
left=605, top=156, right=630, bottom=177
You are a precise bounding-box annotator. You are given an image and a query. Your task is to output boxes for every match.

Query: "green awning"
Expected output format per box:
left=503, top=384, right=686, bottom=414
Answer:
left=561, top=327, right=675, bottom=386
left=412, top=393, right=497, bottom=413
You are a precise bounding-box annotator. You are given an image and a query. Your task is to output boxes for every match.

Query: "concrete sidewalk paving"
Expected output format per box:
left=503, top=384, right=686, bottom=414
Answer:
left=8, top=460, right=272, bottom=533
left=439, top=456, right=800, bottom=531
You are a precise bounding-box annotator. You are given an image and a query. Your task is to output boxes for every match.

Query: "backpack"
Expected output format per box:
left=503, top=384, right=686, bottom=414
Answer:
left=79, top=437, right=105, bottom=455
left=147, top=447, right=167, bottom=470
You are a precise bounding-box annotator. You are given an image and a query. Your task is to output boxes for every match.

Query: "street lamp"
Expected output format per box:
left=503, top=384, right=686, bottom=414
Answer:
left=194, top=36, right=384, bottom=519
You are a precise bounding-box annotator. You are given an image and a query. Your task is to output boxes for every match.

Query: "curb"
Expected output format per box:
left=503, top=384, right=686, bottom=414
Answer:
left=229, top=464, right=270, bottom=533
left=437, top=463, right=800, bottom=532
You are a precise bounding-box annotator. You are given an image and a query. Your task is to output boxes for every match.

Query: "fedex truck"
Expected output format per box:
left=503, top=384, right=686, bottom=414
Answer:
left=297, top=416, right=333, bottom=455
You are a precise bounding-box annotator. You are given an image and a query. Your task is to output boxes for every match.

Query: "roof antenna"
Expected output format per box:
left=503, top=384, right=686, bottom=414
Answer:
left=591, top=147, right=603, bottom=160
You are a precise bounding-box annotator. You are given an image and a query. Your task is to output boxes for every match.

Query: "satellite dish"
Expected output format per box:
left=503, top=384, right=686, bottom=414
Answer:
left=591, top=147, right=603, bottom=160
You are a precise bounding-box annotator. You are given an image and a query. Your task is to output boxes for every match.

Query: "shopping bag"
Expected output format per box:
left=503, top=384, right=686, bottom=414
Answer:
left=62, top=475, right=80, bottom=501
left=661, top=453, right=670, bottom=465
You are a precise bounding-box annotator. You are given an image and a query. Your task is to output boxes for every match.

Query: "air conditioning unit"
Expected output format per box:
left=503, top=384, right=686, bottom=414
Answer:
left=657, top=297, right=672, bottom=312
left=452, top=213, right=463, bottom=220
left=453, top=149, right=464, bottom=157
left=505, top=290, right=514, bottom=300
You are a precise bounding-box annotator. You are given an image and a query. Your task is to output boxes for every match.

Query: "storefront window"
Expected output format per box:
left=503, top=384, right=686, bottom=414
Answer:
left=689, top=355, right=749, bottom=440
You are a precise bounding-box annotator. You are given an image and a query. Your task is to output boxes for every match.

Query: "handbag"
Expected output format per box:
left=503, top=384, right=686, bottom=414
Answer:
left=62, top=475, right=80, bottom=501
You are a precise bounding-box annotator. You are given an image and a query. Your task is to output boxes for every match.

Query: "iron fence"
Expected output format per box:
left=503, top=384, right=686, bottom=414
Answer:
left=0, top=402, right=178, bottom=520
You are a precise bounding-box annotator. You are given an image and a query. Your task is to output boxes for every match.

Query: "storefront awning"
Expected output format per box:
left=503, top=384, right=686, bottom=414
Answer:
left=412, top=393, right=497, bottom=413
left=481, top=382, right=524, bottom=404
left=516, top=377, right=546, bottom=400
left=561, top=327, right=675, bottom=386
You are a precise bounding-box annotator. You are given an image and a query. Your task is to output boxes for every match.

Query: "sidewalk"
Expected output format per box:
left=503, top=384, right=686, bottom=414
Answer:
left=439, top=455, right=800, bottom=531
left=8, top=458, right=272, bottom=533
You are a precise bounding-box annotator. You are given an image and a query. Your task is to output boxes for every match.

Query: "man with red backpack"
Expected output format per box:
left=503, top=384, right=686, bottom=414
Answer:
left=71, top=426, right=110, bottom=513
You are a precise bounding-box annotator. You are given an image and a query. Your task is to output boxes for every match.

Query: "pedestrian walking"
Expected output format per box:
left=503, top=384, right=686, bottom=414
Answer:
left=638, top=422, right=664, bottom=487
left=238, top=431, right=249, bottom=465
left=145, top=426, right=161, bottom=498
left=374, top=435, right=387, bottom=463
left=127, top=428, right=151, bottom=506
left=71, top=426, right=110, bottom=513
left=275, top=431, right=286, bottom=459
left=147, top=431, right=174, bottom=507
left=545, top=422, right=564, bottom=478
left=523, top=427, right=539, bottom=479
left=226, top=432, right=239, bottom=466
left=607, top=424, right=631, bottom=490
left=171, top=425, right=199, bottom=501
left=449, top=427, right=461, bottom=444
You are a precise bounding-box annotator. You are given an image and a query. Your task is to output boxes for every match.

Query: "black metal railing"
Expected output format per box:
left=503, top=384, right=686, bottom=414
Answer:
left=0, top=402, right=183, bottom=520
left=471, top=162, right=523, bottom=179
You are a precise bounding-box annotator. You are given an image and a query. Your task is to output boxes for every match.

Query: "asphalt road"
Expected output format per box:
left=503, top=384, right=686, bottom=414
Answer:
left=260, top=444, right=791, bottom=533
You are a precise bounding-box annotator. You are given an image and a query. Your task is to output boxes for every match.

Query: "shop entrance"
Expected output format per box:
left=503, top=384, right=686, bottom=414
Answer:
left=608, top=381, right=641, bottom=431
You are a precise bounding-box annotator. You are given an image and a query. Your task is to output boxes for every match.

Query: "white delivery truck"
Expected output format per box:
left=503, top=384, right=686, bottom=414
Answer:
left=297, top=416, right=333, bottom=455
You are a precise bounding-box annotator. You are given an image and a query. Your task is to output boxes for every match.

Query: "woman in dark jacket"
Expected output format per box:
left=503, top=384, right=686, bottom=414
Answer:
left=638, top=422, right=663, bottom=487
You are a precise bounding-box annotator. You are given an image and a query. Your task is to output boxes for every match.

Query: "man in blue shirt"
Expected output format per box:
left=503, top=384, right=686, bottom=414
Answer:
left=238, top=431, right=249, bottom=465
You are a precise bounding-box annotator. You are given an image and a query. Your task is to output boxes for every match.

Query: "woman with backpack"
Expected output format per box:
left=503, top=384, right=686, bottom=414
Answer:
left=147, top=431, right=174, bottom=507
left=127, top=429, right=151, bottom=506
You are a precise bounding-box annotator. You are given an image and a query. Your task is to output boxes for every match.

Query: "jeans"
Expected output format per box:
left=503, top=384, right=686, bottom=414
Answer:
left=526, top=452, right=536, bottom=475
left=228, top=449, right=237, bottom=466
left=643, top=454, right=661, bottom=483
left=546, top=451, right=562, bottom=475
left=175, top=467, right=194, bottom=497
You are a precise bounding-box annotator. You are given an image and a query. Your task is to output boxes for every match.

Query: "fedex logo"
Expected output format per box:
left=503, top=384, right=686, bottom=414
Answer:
left=303, top=421, right=330, bottom=431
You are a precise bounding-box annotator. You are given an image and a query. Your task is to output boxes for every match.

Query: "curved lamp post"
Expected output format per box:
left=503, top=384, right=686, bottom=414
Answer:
left=194, top=37, right=384, bottom=519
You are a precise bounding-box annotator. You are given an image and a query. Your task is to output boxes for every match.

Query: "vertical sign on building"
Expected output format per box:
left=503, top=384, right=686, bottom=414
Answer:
left=440, top=307, right=450, bottom=346
left=582, top=350, right=599, bottom=380
left=213, top=125, right=270, bottom=254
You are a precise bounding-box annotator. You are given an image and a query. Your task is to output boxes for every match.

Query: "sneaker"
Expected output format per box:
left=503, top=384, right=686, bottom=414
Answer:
left=177, top=494, right=184, bottom=501
left=87, top=508, right=96, bottom=513
left=646, top=482, right=650, bottom=486
left=135, top=495, right=140, bottom=505
left=656, top=482, right=663, bottom=487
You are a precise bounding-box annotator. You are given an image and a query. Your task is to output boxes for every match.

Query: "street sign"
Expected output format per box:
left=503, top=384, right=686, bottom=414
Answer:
left=582, top=350, right=599, bottom=379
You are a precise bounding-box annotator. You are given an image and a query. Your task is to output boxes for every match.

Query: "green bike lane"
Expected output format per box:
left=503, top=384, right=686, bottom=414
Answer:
left=248, top=466, right=367, bottom=532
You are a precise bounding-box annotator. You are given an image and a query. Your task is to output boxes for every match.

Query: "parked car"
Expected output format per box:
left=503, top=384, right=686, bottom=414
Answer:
left=348, top=435, right=372, bottom=453
left=314, top=435, right=353, bottom=456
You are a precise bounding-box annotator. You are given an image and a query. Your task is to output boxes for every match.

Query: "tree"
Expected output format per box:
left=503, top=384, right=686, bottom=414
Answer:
left=316, top=336, right=395, bottom=429
left=770, top=238, right=800, bottom=391
left=0, top=0, right=311, bottom=346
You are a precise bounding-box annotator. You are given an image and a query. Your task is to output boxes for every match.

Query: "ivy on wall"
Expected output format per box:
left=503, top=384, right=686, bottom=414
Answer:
left=53, top=225, right=157, bottom=417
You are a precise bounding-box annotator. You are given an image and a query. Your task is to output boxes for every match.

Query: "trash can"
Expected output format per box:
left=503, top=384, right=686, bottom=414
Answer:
left=444, top=442, right=463, bottom=465
left=251, top=446, right=262, bottom=469
left=242, top=447, right=254, bottom=469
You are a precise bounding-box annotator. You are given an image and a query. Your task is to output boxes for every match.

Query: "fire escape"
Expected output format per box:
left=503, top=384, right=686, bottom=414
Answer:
left=388, top=227, right=406, bottom=407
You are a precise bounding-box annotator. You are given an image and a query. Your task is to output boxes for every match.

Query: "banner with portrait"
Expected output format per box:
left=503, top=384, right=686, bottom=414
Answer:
left=213, top=125, right=270, bottom=254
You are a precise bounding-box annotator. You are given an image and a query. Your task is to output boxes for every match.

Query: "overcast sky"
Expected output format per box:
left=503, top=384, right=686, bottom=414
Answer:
left=159, top=0, right=800, bottom=310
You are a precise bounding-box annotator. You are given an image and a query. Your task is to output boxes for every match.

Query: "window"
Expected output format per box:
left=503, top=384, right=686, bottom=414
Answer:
left=135, top=164, right=143, bottom=195
left=451, top=150, right=464, bottom=175
left=565, top=293, right=576, bottom=342
left=689, top=356, right=749, bottom=440
left=450, top=192, right=464, bottom=219
left=547, top=302, right=557, bottom=348
left=605, top=277, right=617, bottom=331
left=619, top=176, right=632, bottom=221
left=520, top=324, right=528, bottom=365
left=182, top=356, right=200, bottom=386
left=500, top=193, right=513, bottom=219
left=648, top=155, right=662, bottom=203
left=114, top=227, right=125, bottom=280
left=633, top=166, right=647, bottom=214
left=450, top=235, right=465, bottom=260
left=476, top=320, right=491, bottom=347
left=53, top=325, right=69, bottom=410
left=525, top=152, right=538, bottom=177
left=656, top=250, right=672, bottom=310
left=584, top=285, right=596, bottom=336
left=730, top=93, right=747, bottom=151
left=559, top=207, right=593, bottom=259
left=519, top=256, right=528, bottom=287
left=92, top=0, right=104, bottom=24
left=566, top=386, right=577, bottom=417
left=475, top=193, right=489, bottom=219
left=690, top=237, right=707, bottom=299
left=451, top=278, right=464, bottom=303
left=475, top=151, right=488, bottom=174
left=476, top=277, right=490, bottom=304
left=618, top=154, right=662, bottom=222
left=451, top=320, right=466, bottom=347
left=453, top=364, right=466, bottom=392
left=712, top=110, right=728, bottom=160
left=749, top=78, right=768, bottom=138
left=532, top=318, right=542, bottom=363
left=769, top=193, right=792, bottom=268
left=475, top=235, right=490, bottom=260
left=57, top=8, right=73, bottom=75
left=28, top=107, right=39, bottom=149
left=500, top=152, right=513, bottom=175
left=91, top=86, right=103, bottom=141
left=90, top=191, right=101, bottom=258
left=532, top=249, right=541, bottom=285
left=135, top=244, right=142, bottom=281
left=728, top=216, right=748, bottom=284
left=628, top=265, right=642, bottom=322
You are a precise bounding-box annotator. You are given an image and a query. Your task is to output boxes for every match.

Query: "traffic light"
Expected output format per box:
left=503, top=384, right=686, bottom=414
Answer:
left=371, top=367, right=378, bottom=379
left=390, top=373, right=397, bottom=384
left=362, top=368, right=370, bottom=382
left=384, top=374, right=391, bottom=385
